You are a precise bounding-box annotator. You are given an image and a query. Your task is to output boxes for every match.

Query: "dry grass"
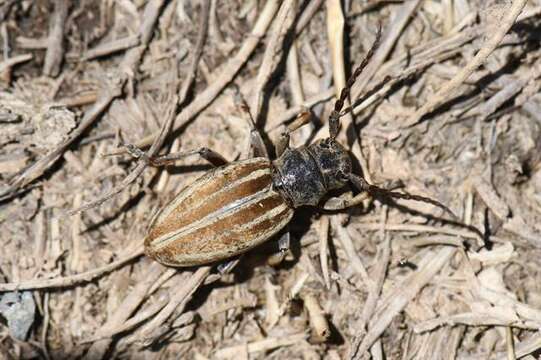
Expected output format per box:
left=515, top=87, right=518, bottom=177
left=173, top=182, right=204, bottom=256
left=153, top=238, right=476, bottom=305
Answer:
left=1, top=0, right=541, bottom=359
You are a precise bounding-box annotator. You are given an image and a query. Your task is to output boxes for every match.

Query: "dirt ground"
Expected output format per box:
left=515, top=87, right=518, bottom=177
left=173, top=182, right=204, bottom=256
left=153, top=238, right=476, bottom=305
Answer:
left=1, top=0, right=541, bottom=359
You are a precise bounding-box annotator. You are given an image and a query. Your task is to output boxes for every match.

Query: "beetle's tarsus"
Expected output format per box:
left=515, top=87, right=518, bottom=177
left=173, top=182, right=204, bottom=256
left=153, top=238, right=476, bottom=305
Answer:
left=267, top=231, right=291, bottom=267
left=275, top=111, right=312, bottom=157
left=217, top=259, right=240, bottom=275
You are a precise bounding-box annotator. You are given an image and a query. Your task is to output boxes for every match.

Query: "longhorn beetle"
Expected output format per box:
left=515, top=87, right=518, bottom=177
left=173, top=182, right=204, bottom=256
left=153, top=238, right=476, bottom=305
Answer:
left=142, top=28, right=455, bottom=267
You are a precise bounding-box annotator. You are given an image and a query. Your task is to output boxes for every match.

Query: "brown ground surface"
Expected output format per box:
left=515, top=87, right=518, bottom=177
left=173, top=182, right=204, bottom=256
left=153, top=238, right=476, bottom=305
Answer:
left=1, top=0, right=541, bottom=359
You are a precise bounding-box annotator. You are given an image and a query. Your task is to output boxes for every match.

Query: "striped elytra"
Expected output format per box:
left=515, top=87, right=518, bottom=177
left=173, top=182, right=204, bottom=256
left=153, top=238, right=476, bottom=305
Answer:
left=144, top=157, right=294, bottom=267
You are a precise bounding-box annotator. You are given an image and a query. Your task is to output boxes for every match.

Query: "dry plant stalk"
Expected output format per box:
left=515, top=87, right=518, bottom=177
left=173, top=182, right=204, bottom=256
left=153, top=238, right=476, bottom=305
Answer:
left=137, top=0, right=281, bottom=148
left=251, top=0, right=296, bottom=121
left=405, top=0, right=529, bottom=126
left=2, top=0, right=541, bottom=358
left=302, top=292, right=331, bottom=342
left=43, top=0, right=69, bottom=76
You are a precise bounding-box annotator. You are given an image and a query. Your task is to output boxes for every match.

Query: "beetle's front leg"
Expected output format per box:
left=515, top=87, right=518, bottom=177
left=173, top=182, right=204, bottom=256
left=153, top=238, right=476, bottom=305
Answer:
left=275, top=111, right=311, bottom=157
left=245, top=120, right=268, bottom=159
left=124, top=144, right=228, bottom=167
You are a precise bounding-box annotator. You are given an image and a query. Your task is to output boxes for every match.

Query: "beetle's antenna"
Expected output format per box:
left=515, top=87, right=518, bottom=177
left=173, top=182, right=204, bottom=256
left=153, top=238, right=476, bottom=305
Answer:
left=349, top=174, right=458, bottom=220
left=338, top=75, right=392, bottom=118
left=328, top=25, right=382, bottom=140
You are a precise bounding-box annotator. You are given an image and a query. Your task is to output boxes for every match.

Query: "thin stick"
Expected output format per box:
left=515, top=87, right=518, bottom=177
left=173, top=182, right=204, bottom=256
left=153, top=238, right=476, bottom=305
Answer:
left=0, top=53, right=33, bottom=73
left=251, top=0, right=296, bottom=122
left=404, top=0, right=529, bottom=127
left=331, top=216, right=372, bottom=288
left=214, top=333, right=307, bottom=358
left=178, top=0, right=210, bottom=103
left=132, top=266, right=211, bottom=346
left=83, top=35, right=140, bottom=60
left=43, top=0, right=69, bottom=76
left=1, top=0, right=167, bottom=200
left=349, top=247, right=457, bottom=359
left=358, top=210, right=390, bottom=332
left=302, top=293, right=330, bottom=342
left=79, top=295, right=169, bottom=344
left=135, top=0, right=281, bottom=148
left=84, top=261, right=166, bottom=359
left=68, top=94, right=178, bottom=214
left=352, top=222, right=480, bottom=243
left=318, top=216, right=331, bottom=289
left=0, top=246, right=144, bottom=292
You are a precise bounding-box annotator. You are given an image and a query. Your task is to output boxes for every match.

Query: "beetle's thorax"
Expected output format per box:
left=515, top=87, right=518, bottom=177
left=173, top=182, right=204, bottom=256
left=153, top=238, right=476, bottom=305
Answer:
left=271, top=138, right=352, bottom=207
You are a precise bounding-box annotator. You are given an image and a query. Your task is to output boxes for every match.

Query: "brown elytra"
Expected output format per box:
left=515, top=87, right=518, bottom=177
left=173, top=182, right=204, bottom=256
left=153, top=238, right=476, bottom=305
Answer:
left=144, top=158, right=294, bottom=266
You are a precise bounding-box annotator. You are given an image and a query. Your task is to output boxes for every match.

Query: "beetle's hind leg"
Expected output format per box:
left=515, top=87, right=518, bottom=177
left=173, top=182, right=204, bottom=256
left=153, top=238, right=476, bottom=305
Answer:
left=218, top=231, right=291, bottom=273
left=275, top=111, right=312, bottom=157
left=123, top=144, right=228, bottom=167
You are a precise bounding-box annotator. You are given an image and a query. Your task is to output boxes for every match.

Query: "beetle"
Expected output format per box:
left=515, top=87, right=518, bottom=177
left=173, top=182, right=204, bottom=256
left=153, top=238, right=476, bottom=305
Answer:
left=142, top=30, right=454, bottom=267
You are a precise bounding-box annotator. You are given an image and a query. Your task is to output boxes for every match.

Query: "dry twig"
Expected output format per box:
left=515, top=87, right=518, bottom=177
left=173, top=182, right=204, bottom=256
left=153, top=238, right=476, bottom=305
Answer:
left=1, top=0, right=167, bottom=200
left=136, top=0, right=281, bottom=148
left=0, top=246, right=144, bottom=292
left=43, top=0, right=69, bottom=77
left=349, top=246, right=457, bottom=359
left=404, top=0, right=529, bottom=127
left=251, top=0, right=296, bottom=122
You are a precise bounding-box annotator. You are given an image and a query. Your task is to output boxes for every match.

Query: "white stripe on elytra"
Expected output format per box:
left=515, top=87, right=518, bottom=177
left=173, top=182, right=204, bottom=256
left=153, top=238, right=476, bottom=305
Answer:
left=169, top=203, right=293, bottom=263
left=150, top=185, right=280, bottom=250
left=152, top=160, right=270, bottom=226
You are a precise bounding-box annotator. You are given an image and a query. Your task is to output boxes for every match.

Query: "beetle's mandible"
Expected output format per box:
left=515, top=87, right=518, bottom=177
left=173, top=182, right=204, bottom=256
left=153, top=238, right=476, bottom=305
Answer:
left=144, top=28, right=455, bottom=267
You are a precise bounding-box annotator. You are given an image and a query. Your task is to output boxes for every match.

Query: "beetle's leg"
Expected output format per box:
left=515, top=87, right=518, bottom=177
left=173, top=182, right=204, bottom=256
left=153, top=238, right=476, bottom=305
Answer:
left=234, top=91, right=269, bottom=159
left=124, top=144, right=228, bottom=167
left=244, top=110, right=269, bottom=159
left=322, top=192, right=370, bottom=210
left=267, top=231, right=291, bottom=266
left=217, top=258, right=240, bottom=275
left=275, top=111, right=312, bottom=157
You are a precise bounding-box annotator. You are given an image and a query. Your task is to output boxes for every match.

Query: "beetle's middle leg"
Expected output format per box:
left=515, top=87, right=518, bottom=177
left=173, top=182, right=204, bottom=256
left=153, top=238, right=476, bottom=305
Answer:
left=124, top=144, right=228, bottom=167
left=267, top=231, right=291, bottom=266
left=274, top=111, right=311, bottom=157
left=322, top=192, right=370, bottom=210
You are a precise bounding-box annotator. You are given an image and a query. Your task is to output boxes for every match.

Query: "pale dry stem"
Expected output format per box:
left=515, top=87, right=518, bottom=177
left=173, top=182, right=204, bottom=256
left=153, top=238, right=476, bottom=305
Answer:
left=404, top=0, right=529, bottom=127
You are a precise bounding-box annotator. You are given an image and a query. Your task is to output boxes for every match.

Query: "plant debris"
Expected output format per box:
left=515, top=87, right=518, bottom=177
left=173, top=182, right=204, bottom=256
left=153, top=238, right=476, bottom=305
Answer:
left=1, top=0, right=540, bottom=359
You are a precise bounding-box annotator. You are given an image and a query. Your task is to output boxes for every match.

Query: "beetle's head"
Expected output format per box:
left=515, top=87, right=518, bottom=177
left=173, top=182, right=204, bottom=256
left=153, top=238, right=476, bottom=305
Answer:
left=308, top=138, right=352, bottom=191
